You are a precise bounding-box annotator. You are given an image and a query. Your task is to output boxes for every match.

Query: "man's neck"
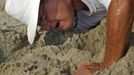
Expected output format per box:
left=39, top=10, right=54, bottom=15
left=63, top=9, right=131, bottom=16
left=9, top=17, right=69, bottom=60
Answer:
left=73, top=0, right=89, bottom=11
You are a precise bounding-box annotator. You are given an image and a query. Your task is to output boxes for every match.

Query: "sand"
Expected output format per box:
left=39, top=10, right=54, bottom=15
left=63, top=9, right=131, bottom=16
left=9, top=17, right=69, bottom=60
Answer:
left=0, top=0, right=134, bottom=75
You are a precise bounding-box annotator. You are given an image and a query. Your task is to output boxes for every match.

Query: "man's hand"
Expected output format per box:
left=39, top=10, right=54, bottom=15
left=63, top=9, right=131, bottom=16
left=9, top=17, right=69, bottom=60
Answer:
left=73, top=63, right=102, bottom=75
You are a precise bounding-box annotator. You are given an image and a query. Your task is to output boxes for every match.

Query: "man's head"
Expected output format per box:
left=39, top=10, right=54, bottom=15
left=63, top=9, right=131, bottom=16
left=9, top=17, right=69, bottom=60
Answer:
left=38, top=0, right=74, bottom=31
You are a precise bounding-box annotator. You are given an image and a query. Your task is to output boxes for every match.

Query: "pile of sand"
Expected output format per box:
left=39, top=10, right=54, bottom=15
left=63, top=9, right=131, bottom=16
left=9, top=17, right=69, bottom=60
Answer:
left=0, top=0, right=134, bottom=75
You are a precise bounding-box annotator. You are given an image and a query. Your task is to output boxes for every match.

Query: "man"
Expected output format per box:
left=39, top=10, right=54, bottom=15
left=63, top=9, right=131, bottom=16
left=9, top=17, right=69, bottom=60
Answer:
left=38, top=0, right=134, bottom=75
left=5, top=0, right=134, bottom=75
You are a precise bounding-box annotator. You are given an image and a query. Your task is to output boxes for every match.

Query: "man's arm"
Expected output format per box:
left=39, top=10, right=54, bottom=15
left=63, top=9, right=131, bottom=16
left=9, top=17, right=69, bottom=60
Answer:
left=102, top=0, right=134, bottom=68
left=73, top=0, right=134, bottom=75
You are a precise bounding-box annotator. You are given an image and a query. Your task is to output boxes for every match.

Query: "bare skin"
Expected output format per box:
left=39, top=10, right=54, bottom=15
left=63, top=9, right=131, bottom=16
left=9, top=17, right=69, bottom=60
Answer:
left=38, top=0, right=134, bottom=75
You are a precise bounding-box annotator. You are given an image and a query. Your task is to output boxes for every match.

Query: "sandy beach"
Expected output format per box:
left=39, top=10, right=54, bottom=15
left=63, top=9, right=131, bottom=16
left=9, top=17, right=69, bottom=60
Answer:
left=0, top=0, right=134, bottom=75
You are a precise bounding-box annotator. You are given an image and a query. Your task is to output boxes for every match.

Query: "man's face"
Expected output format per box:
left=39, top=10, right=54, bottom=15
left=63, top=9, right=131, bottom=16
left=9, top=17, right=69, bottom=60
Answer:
left=38, top=0, right=74, bottom=31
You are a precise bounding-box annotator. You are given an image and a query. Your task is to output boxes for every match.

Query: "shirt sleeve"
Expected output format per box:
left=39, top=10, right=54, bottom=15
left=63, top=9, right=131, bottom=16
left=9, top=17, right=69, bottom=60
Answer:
left=81, top=0, right=107, bottom=16
left=98, top=0, right=111, bottom=10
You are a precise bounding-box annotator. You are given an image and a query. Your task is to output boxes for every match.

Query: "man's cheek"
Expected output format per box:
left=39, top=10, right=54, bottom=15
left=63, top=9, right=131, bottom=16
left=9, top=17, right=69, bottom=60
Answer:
left=45, top=10, right=57, bottom=21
